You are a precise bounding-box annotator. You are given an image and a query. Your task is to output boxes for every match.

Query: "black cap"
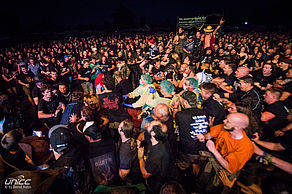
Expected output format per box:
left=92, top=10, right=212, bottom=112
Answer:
left=49, top=125, right=71, bottom=154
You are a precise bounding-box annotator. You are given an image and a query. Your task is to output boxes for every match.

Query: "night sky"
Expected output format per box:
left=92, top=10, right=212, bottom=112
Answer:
left=0, top=0, right=291, bottom=34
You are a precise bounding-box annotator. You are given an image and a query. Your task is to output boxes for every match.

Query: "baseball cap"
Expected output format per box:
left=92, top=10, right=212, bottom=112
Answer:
left=49, top=125, right=71, bottom=154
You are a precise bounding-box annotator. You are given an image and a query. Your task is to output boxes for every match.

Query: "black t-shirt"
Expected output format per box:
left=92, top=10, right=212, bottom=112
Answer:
left=164, top=117, right=177, bottom=157
left=149, top=46, right=159, bottom=58
left=183, top=40, right=195, bottom=52
left=40, top=64, right=55, bottom=76
left=46, top=78, right=60, bottom=90
left=280, top=130, right=292, bottom=162
left=119, top=142, right=141, bottom=184
left=56, top=90, right=72, bottom=105
left=283, top=81, right=292, bottom=109
left=274, top=67, right=288, bottom=80
left=245, top=58, right=256, bottom=69
left=17, top=72, right=34, bottom=85
left=254, top=58, right=264, bottom=68
left=152, top=66, right=165, bottom=81
left=99, top=62, right=111, bottom=75
left=240, top=87, right=262, bottom=119
left=114, top=79, right=133, bottom=95
left=87, top=137, right=118, bottom=185
left=222, top=72, right=236, bottom=86
left=0, top=148, right=31, bottom=170
left=145, top=143, right=170, bottom=193
left=78, top=67, right=91, bottom=83
left=280, top=131, right=292, bottom=151
left=263, top=101, right=289, bottom=138
left=175, top=108, right=208, bottom=154
left=202, top=96, right=226, bottom=126
left=59, top=65, right=71, bottom=81
left=38, top=96, right=60, bottom=114
left=38, top=96, right=61, bottom=127
left=98, top=92, right=128, bottom=122
left=32, top=86, right=42, bottom=99
left=253, top=70, right=276, bottom=87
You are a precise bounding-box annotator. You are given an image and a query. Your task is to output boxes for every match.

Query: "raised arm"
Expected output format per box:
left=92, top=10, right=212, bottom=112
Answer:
left=213, top=18, right=225, bottom=35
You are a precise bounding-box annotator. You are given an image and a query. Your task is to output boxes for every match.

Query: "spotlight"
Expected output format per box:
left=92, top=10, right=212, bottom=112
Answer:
left=244, top=21, right=248, bottom=25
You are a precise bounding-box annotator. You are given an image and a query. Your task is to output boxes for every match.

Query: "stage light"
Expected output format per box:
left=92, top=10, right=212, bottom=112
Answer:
left=245, top=21, right=248, bottom=25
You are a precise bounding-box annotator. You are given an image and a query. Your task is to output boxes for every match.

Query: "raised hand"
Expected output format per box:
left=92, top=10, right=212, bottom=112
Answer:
left=218, top=170, right=237, bottom=188
left=220, top=18, right=225, bottom=25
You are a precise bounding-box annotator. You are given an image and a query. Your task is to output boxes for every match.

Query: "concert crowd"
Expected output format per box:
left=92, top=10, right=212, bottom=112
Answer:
left=0, top=20, right=291, bottom=193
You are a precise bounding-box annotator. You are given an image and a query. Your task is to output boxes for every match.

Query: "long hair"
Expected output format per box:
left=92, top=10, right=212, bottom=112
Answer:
left=235, top=102, right=262, bottom=137
left=120, top=119, right=137, bottom=151
left=83, top=94, right=100, bottom=111
left=171, top=53, right=181, bottom=69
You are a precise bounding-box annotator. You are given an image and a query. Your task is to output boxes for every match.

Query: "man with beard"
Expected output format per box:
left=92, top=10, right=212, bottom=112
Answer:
left=138, top=120, right=177, bottom=193
left=196, top=113, right=254, bottom=192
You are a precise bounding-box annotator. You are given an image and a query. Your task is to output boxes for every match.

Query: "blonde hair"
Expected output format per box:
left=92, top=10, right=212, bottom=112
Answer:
left=83, top=94, right=100, bottom=110
left=171, top=53, right=181, bottom=68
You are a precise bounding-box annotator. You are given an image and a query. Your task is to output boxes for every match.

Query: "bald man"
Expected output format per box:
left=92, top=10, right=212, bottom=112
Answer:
left=235, top=66, right=250, bottom=79
left=221, top=66, right=250, bottom=97
left=152, top=103, right=177, bottom=157
left=198, top=113, right=254, bottom=174
left=152, top=103, right=170, bottom=122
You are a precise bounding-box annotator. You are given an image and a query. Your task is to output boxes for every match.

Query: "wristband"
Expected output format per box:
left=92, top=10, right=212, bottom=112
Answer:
left=262, top=152, right=274, bottom=165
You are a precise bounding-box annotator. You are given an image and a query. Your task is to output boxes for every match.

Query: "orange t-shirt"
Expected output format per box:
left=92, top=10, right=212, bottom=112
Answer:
left=210, top=124, right=254, bottom=174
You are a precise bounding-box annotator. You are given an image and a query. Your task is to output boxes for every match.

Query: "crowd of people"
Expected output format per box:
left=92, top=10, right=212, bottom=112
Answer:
left=0, top=20, right=291, bottom=193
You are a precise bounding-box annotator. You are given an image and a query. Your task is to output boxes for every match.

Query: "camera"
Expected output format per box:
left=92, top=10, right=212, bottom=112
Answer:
left=141, top=108, right=152, bottom=119
left=33, top=130, right=42, bottom=137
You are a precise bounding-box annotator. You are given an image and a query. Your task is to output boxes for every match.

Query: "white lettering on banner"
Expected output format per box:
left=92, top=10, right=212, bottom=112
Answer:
left=190, top=115, right=208, bottom=140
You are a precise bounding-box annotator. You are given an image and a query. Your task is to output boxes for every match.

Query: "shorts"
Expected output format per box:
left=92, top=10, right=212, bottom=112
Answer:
left=81, top=82, right=93, bottom=94
left=22, top=86, right=31, bottom=97
left=176, top=152, right=200, bottom=170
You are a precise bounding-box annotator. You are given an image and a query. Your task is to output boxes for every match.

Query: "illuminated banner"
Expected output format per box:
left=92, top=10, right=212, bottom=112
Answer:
left=178, top=16, right=206, bottom=29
